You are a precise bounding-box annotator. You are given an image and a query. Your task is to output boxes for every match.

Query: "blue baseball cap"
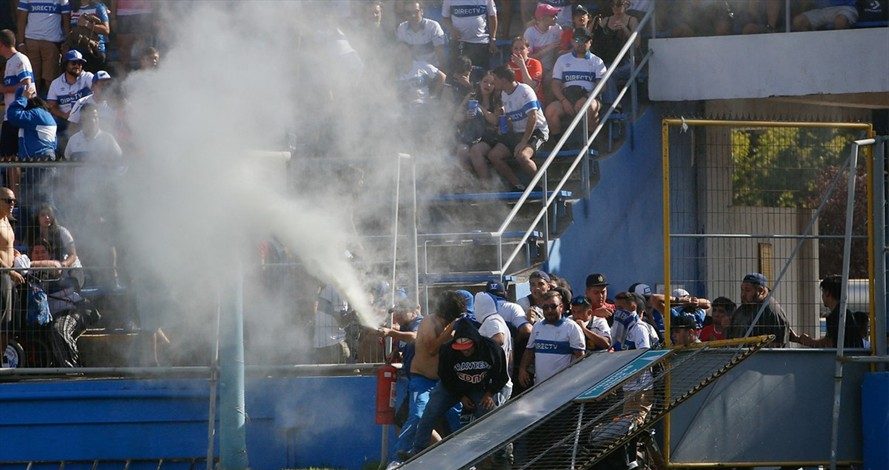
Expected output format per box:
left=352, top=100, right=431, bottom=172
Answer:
left=485, top=280, right=507, bottom=298
left=63, top=50, right=86, bottom=64
left=92, top=70, right=112, bottom=84
left=455, top=290, right=474, bottom=315
left=742, top=273, right=768, bottom=287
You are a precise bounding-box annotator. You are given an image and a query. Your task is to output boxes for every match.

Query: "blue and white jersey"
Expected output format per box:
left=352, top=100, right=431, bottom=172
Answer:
left=71, top=2, right=109, bottom=52
left=396, top=18, right=446, bottom=66
left=501, top=82, right=549, bottom=139
left=7, top=88, right=56, bottom=159
left=4, top=52, right=33, bottom=121
left=47, top=71, right=94, bottom=114
left=442, top=0, right=496, bottom=44
left=527, top=318, right=585, bottom=383
left=18, top=0, right=71, bottom=42
left=610, top=309, right=651, bottom=351
left=552, top=51, right=607, bottom=93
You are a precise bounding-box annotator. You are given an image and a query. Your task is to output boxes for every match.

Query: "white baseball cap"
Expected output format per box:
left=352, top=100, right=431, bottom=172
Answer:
left=671, top=288, right=690, bottom=298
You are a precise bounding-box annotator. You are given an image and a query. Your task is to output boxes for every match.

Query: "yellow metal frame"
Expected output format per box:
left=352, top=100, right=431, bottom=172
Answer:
left=660, top=118, right=874, bottom=467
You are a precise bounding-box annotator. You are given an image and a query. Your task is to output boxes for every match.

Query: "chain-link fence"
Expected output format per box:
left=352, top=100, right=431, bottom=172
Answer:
left=662, top=120, right=873, bottom=348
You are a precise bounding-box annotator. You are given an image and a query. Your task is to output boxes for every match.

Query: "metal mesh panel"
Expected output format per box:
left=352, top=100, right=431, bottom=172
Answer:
left=664, top=122, right=872, bottom=347
left=458, top=336, right=771, bottom=470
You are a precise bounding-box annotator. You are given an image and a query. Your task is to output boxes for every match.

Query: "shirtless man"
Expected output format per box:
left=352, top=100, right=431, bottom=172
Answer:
left=0, top=187, right=25, bottom=344
left=393, top=290, right=465, bottom=461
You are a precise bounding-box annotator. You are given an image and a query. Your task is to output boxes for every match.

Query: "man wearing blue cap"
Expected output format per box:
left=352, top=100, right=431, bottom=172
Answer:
left=46, top=49, right=93, bottom=134
left=726, top=273, right=788, bottom=347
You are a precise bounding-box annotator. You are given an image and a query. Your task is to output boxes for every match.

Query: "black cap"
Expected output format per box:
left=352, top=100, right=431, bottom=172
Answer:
left=672, top=314, right=698, bottom=330
left=585, top=273, right=608, bottom=287
left=572, top=4, right=589, bottom=16
left=573, top=27, right=592, bottom=41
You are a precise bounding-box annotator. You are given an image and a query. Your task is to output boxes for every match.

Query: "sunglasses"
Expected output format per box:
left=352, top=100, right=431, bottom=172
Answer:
left=1, top=198, right=16, bottom=205
left=541, top=303, right=562, bottom=310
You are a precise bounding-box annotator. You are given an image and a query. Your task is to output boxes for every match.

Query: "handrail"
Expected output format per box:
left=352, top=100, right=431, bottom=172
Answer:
left=493, top=7, right=655, bottom=276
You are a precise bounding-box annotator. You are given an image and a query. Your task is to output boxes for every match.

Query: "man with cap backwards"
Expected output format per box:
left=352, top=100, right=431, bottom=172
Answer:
left=409, top=317, right=509, bottom=456
left=47, top=49, right=93, bottom=133
left=518, top=289, right=585, bottom=388
left=671, top=314, right=701, bottom=347
left=545, top=25, right=606, bottom=136
left=726, top=272, right=789, bottom=347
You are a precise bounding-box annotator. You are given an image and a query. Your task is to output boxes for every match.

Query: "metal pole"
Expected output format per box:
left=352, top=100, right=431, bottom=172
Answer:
left=873, top=139, right=887, bottom=358
left=206, top=291, right=223, bottom=470
left=829, top=143, right=861, bottom=470
left=784, top=0, right=791, bottom=32
left=218, top=266, right=249, bottom=470
left=411, top=155, right=420, bottom=307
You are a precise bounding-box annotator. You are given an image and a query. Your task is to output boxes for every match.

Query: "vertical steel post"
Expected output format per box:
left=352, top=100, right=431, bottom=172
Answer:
left=219, top=267, right=248, bottom=470
left=829, top=142, right=861, bottom=470
left=874, top=139, right=887, bottom=357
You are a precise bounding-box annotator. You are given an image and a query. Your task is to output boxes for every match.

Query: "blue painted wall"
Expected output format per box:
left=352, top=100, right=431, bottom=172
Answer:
left=547, top=104, right=700, bottom=296
left=0, top=375, right=387, bottom=470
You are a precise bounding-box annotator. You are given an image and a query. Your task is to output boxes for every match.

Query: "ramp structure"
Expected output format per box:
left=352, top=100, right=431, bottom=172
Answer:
left=401, top=336, right=771, bottom=470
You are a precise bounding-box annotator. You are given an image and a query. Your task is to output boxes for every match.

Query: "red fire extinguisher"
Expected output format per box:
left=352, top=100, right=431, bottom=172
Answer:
left=375, top=363, right=398, bottom=425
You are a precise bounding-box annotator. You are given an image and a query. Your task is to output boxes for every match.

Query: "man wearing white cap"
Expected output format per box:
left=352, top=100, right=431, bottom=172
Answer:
left=47, top=49, right=93, bottom=133
left=474, top=291, right=513, bottom=401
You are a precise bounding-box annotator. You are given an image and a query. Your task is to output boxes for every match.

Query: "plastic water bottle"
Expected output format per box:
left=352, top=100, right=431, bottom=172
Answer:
left=467, top=99, right=479, bottom=116
left=498, top=115, right=509, bottom=135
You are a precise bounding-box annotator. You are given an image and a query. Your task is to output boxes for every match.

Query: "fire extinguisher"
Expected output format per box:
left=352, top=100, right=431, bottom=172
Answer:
left=375, top=363, right=398, bottom=425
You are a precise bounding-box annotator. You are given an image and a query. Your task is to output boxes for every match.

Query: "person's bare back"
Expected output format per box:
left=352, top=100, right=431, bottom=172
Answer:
left=410, top=313, right=447, bottom=380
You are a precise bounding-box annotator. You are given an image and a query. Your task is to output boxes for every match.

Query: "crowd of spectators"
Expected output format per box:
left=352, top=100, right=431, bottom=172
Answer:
left=364, top=267, right=871, bottom=467
left=0, top=0, right=161, bottom=368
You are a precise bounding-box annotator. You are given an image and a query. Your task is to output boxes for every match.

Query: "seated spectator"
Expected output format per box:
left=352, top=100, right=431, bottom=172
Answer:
left=111, top=0, right=155, bottom=71
left=559, top=4, right=593, bottom=53
left=790, top=275, right=864, bottom=348
left=568, top=294, right=611, bottom=351
left=671, top=313, right=700, bottom=346
left=68, top=70, right=125, bottom=143
left=455, top=70, right=503, bottom=186
left=47, top=50, right=94, bottom=137
left=27, top=203, right=82, bottom=288
left=699, top=296, right=734, bottom=342
left=396, top=2, right=448, bottom=70
left=445, top=56, right=475, bottom=105
left=29, top=238, right=97, bottom=367
left=793, top=0, right=858, bottom=30
left=545, top=28, right=606, bottom=137
left=523, top=3, right=563, bottom=90
left=68, top=0, right=110, bottom=73
left=666, top=0, right=736, bottom=37
left=442, top=0, right=498, bottom=71
left=486, top=65, right=549, bottom=192
left=64, top=103, right=122, bottom=162
left=506, top=36, right=544, bottom=101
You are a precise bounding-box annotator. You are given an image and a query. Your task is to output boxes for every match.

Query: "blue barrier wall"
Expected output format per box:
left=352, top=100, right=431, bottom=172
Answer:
left=862, top=372, right=889, bottom=470
left=548, top=103, right=699, bottom=295
left=0, top=375, right=385, bottom=470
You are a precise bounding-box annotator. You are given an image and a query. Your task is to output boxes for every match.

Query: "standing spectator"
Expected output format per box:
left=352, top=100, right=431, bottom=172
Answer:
left=442, top=0, right=498, bottom=71
left=474, top=290, right=513, bottom=401
left=396, top=2, right=447, bottom=70
left=670, top=314, right=700, bottom=347
left=392, top=290, right=465, bottom=462
left=629, top=282, right=665, bottom=336
left=16, top=0, right=70, bottom=94
left=726, top=273, right=789, bottom=347
left=409, top=319, right=509, bottom=458
left=518, top=289, right=585, bottom=387
left=109, top=0, right=154, bottom=70
left=0, top=187, right=24, bottom=348
left=486, top=64, right=548, bottom=192
left=68, top=0, right=110, bottom=73
left=46, top=49, right=93, bottom=136
left=568, top=295, right=611, bottom=351
left=790, top=275, right=864, bottom=348
left=668, top=288, right=711, bottom=329
left=612, top=291, right=658, bottom=350
left=7, top=85, right=56, bottom=160
left=699, top=296, right=734, bottom=342
left=517, top=269, right=551, bottom=319
left=0, top=29, right=33, bottom=190
left=585, top=272, right=616, bottom=321
left=523, top=3, right=562, bottom=87
left=506, top=36, right=544, bottom=101
left=544, top=27, right=606, bottom=136
left=793, top=0, right=858, bottom=31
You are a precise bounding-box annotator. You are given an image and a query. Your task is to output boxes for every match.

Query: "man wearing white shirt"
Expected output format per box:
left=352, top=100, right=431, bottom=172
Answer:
left=47, top=49, right=93, bottom=134
left=63, top=103, right=120, bottom=162
left=442, top=0, right=497, bottom=70
left=396, top=2, right=447, bottom=69
left=16, top=0, right=70, bottom=93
